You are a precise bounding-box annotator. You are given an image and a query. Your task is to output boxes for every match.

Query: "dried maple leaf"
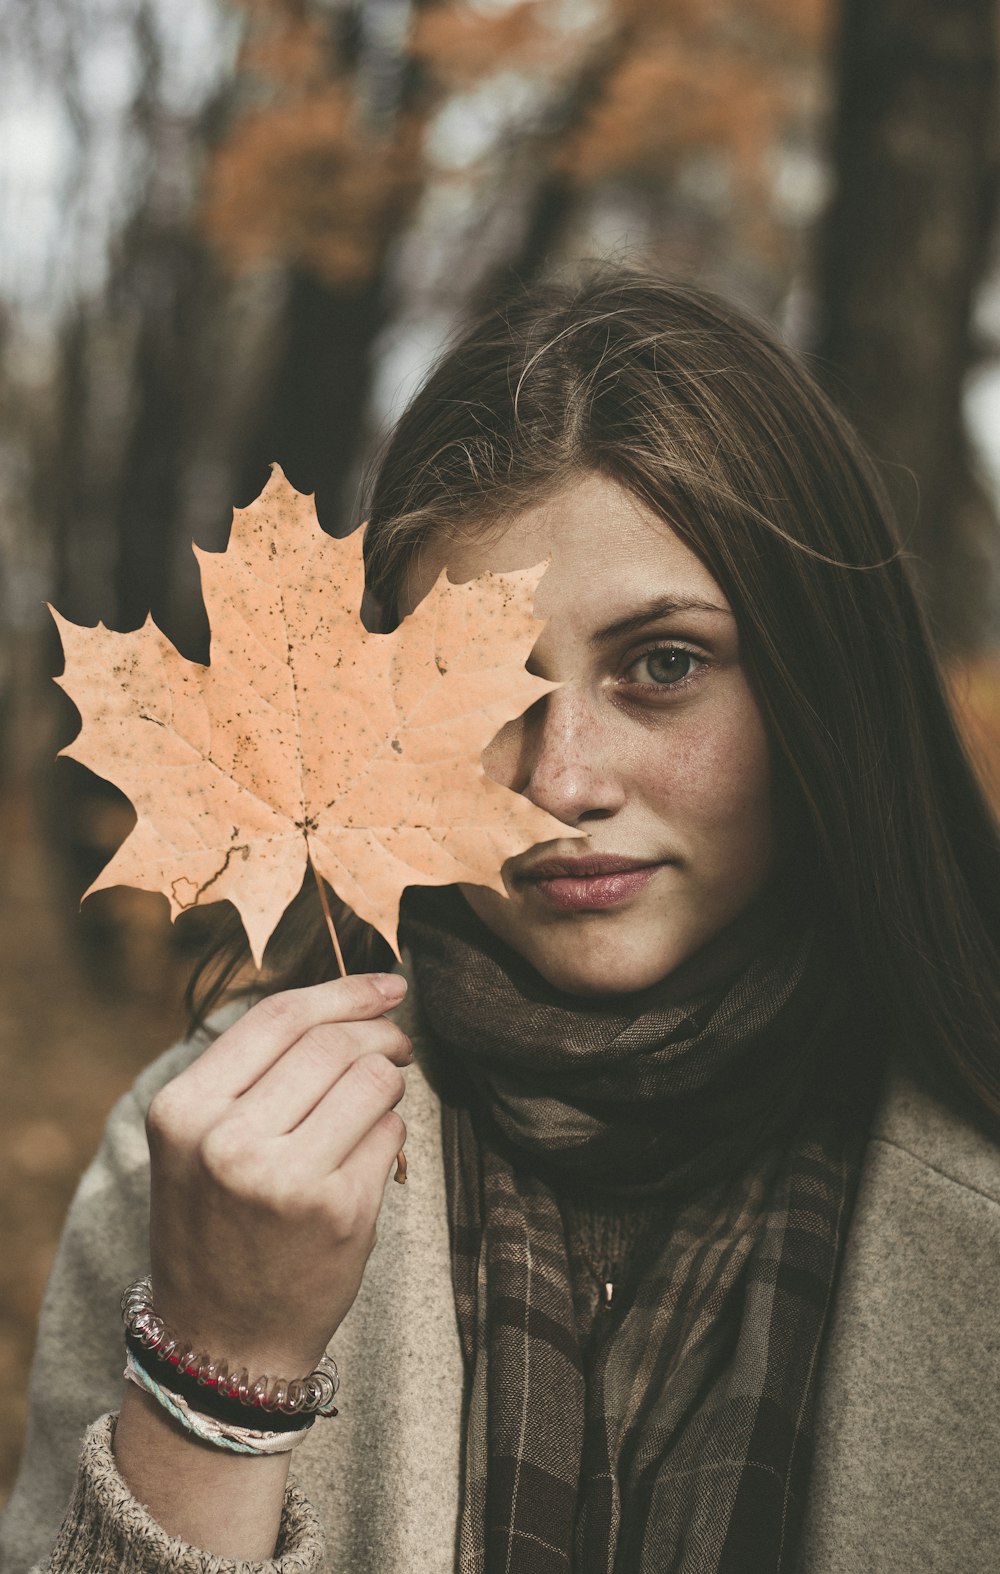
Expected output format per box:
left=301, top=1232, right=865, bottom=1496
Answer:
left=51, top=465, right=579, bottom=969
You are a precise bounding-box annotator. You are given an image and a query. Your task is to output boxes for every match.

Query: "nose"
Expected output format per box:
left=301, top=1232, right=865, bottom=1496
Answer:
left=483, top=682, right=625, bottom=826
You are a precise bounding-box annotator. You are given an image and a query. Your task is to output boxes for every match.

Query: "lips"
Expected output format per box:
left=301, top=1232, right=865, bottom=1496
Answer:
left=517, top=856, right=669, bottom=912
left=518, top=854, right=664, bottom=881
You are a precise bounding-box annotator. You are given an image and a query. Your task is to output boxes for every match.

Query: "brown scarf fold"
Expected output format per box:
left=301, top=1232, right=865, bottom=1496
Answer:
left=398, top=881, right=882, bottom=1574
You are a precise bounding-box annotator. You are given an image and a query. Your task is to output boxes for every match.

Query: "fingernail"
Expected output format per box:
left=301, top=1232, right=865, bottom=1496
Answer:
left=374, top=973, right=407, bottom=1000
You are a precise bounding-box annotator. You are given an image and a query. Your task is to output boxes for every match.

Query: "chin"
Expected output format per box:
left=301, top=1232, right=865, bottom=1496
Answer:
left=459, top=885, right=716, bottom=998
left=503, top=920, right=699, bottom=998
left=540, top=962, right=662, bottom=998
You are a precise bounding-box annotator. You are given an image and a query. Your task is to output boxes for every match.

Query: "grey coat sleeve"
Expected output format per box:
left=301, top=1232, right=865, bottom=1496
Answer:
left=0, top=1009, right=324, bottom=1574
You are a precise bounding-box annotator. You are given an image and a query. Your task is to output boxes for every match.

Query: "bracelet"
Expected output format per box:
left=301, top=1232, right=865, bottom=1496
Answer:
left=125, top=1333, right=316, bottom=1432
left=121, top=1279, right=339, bottom=1420
left=123, top=1348, right=313, bottom=1455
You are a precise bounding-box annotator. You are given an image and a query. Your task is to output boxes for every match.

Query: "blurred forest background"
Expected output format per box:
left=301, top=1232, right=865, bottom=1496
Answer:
left=3, top=0, right=1000, bottom=1502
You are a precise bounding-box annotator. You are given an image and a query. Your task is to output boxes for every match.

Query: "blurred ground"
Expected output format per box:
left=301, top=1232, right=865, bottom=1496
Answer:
left=0, top=782, right=188, bottom=1506
left=0, top=651, right=998, bottom=1513
left=0, top=628, right=191, bottom=1513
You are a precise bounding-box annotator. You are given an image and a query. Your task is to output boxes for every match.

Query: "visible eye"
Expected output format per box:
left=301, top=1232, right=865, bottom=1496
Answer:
left=622, top=643, right=706, bottom=691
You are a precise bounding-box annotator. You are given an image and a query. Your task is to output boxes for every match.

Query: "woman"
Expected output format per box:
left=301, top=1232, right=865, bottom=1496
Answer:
left=4, top=269, right=1000, bottom=1573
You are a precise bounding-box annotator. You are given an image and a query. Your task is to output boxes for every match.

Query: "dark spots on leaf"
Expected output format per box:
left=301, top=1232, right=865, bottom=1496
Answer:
left=435, top=655, right=448, bottom=675
left=390, top=737, right=402, bottom=754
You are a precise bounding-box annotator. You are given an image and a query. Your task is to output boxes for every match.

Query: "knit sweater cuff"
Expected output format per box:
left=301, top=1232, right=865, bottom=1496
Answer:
left=42, top=1414, right=325, bottom=1574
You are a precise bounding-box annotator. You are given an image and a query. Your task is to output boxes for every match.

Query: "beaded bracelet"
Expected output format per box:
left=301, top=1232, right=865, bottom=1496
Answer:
left=125, top=1332, right=317, bottom=1432
left=123, top=1348, right=314, bottom=1455
left=121, top=1279, right=339, bottom=1423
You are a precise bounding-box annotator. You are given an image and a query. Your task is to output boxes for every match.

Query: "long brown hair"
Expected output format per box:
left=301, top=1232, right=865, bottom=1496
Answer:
left=188, top=268, right=1000, bottom=1133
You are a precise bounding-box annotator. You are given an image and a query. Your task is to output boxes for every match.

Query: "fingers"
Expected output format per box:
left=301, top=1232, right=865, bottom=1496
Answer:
left=286, top=1048, right=408, bottom=1175
left=144, top=974, right=414, bottom=1381
left=182, top=973, right=408, bottom=1104
left=236, top=1015, right=413, bottom=1134
left=323, top=1108, right=408, bottom=1225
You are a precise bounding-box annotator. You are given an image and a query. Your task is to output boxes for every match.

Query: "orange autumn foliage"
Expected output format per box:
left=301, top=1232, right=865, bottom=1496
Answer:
left=410, top=2, right=576, bottom=85
left=555, top=0, right=829, bottom=194
left=50, top=467, right=577, bottom=969
left=199, top=3, right=422, bottom=287
left=200, top=0, right=831, bottom=289
left=556, top=48, right=784, bottom=188
left=238, top=9, right=332, bottom=92
left=201, top=86, right=421, bottom=286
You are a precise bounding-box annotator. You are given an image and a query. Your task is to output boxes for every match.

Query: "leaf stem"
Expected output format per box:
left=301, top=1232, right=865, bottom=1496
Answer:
left=308, top=852, right=406, bottom=1184
left=309, top=855, right=347, bottom=977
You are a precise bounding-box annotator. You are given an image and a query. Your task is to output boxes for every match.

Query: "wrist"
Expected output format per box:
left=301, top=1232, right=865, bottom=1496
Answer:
left=119, top=1275, right=338, bottom=1467
left=149, top=1284, right=329, bottom=1377
left=113, top=1385, right=293, bottom=1560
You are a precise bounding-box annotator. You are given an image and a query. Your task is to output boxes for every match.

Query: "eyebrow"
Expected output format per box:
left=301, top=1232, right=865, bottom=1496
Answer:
left=589, top=595, right=734, bottom=648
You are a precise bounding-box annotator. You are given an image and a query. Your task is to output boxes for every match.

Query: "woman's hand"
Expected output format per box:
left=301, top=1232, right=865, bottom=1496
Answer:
left=143, top=971, right=411, bottom=1380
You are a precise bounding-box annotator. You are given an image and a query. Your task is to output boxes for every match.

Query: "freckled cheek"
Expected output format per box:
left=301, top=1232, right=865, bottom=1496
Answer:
left=635, top=706, right=773, bottom=839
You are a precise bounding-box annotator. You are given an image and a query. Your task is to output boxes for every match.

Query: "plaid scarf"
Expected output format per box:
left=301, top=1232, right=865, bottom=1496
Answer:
left=398, top=883, right=880, bottom=1574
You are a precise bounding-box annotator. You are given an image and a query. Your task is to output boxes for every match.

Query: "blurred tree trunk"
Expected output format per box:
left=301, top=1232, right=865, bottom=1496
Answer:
left=466, top=24, right=636, bottom=315
left=817, top=0, right=1000, bottom=655
left=234, top=3, right=436, bottom=540
left=109, top=227, right=206, bottom=646
left=237, top=269, right=389, bottom=540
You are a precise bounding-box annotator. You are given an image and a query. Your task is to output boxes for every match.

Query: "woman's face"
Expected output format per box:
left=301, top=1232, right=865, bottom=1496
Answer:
left=400, top=472, right=776, bottom=997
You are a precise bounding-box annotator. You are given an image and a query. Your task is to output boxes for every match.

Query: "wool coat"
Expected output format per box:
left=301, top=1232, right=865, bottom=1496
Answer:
left=2, top=953, right=999, bottom=1573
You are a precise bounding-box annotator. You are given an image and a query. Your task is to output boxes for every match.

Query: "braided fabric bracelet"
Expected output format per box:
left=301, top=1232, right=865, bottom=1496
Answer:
left=125, top=1333, right=316, bottom=1432
left=123, top=1348, right=313, bottom=1455
left=121, top=1279, right=339, bottom=1423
